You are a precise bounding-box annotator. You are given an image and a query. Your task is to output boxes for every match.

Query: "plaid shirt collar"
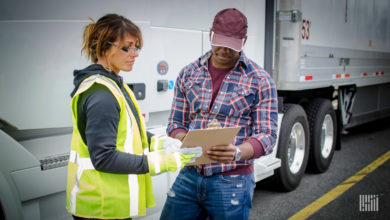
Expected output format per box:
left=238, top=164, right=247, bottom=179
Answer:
left=198, top=50, right=249, bottom=72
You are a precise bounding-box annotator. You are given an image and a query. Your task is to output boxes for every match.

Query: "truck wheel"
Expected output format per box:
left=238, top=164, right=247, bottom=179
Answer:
left=305, top=98, right=337, bottom=173
left=273, top=104, right=310, bottom=191
left=0, top=202, right=4, bottom=220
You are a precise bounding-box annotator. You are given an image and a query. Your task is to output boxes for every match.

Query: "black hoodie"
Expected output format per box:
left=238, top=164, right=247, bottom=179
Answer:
left=71, top=64, right=149, bottom=174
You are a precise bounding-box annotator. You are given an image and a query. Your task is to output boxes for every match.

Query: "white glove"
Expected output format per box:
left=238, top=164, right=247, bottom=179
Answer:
left=147, top=146, right=202, bottom=176
left=149, top=135, right=182, bottom=153
left=178, top=147, right=203, bottom=159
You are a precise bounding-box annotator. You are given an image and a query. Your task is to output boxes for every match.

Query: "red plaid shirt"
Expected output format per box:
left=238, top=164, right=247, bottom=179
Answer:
left=167, top=51, right=278, bottom=176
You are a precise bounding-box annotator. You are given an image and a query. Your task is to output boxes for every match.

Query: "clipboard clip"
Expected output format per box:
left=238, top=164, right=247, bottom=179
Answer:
left=207, top=119, right=222, bottom=129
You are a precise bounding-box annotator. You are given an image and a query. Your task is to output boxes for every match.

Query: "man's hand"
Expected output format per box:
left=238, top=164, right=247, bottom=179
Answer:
left=174, top=132, right=187, bottom=142
left=206, top=143, right=236, bottom=163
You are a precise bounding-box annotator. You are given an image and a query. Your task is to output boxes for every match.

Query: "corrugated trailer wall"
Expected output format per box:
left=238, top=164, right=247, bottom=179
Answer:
left=301, top=0, right=390, bottom=127
left=276, top=0, right=390, bottom=127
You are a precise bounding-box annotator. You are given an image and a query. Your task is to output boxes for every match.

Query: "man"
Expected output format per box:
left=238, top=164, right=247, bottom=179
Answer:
left=161, top=8, right=278, bottom=220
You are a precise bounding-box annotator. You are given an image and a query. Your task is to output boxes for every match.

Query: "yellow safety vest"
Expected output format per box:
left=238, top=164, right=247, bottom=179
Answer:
left=66, top=74, right=155, bottom=219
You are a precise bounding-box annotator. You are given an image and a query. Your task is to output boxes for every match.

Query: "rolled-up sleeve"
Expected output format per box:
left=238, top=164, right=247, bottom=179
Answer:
left=249, top=76, right=278, bottom=156
left=167, top=69, right=190, bottom=135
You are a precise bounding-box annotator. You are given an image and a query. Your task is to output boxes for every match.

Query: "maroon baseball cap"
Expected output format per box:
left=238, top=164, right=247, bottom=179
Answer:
left=211, top=8, right=248, bottom=52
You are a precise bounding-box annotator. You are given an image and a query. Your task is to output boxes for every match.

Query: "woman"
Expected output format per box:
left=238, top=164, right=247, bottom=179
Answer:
left=66, top=14, right=201, bottom=220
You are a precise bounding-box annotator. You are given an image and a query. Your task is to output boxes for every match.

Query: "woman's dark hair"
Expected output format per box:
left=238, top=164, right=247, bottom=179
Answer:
left=82, top=14, right=143, bottom=63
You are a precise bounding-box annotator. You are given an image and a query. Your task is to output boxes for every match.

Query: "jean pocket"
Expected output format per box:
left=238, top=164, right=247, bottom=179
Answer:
left=219, top=174, right=246, bottom=183
left=218, top=175, right=247, bottom=208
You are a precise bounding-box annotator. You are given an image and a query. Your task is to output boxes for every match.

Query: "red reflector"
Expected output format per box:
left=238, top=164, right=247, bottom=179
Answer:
left=376, top=72, right=379, bottom=76
left=305, top=75, right=313, bottom=80
left=336, top=74, right=342, bottom=78
left=345, top=73, right=350, bottom=78
left=363, top=72, right=367, bottom=76
left=381, top=72, right=384, bottom=75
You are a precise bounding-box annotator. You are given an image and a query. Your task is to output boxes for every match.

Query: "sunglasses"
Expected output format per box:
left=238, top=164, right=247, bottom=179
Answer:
left=107, top=41, right=141, bottom=54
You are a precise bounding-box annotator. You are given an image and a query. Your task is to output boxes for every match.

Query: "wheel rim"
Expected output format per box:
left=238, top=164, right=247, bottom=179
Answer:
left=287, top=122, right=306, bottom=174
left=321, top=114, right=334, bottom=159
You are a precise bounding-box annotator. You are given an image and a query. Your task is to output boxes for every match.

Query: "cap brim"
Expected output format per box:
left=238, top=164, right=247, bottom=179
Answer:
left=211, top=32, right=244, bottom=52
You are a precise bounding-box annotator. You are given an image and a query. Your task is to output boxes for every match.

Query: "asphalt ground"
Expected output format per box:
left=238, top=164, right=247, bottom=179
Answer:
left=250, top=117, right=390, bottom=220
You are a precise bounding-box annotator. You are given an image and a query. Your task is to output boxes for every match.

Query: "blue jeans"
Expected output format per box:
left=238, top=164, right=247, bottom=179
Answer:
left=160, top=166, right=255, bottom=220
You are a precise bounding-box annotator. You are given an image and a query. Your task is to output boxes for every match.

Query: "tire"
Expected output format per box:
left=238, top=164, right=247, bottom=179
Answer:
left=273, top=104, right=310, bottom=191
left=0, top=202, right=4, bottom=220
left=305, top=98, right=337, bottom=173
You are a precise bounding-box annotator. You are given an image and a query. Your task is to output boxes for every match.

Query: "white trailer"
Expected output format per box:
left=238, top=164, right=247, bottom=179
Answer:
left=268, top=0, right=390, bottom=191
left=0, top=0, right=389, bottom=219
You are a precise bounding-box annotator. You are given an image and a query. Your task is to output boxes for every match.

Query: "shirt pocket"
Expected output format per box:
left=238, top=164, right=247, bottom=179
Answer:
left=184, top=79, right=206, bottom=114
left=229, top=86, right=256, bottom=118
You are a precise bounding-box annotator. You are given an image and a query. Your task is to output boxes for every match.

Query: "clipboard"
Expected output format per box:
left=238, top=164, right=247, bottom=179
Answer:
left=181, top=127, right=240, bottom=165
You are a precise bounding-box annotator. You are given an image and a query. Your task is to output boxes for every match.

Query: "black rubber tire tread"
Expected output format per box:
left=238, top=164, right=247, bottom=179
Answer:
left=305, top=98, right=337, bottom=173
left=270, top=104, right=310, bottom=192
left=0, top=201, right=5, bottom=220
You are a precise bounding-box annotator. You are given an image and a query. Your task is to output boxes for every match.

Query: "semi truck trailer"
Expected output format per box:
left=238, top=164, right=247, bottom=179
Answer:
left=1, top=0, right=389, bottom=219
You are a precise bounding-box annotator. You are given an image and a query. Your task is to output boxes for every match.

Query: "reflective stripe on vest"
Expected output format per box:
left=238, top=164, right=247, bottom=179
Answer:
left=98, top=75, right=140, bottom=216
left=67, top=74, right=155, bottom=218
left=69, top=150, right=94, bottom=213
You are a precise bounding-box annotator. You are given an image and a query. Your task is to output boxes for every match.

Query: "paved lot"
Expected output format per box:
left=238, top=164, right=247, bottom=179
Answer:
left=250, top=117, right=390, bottom=220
